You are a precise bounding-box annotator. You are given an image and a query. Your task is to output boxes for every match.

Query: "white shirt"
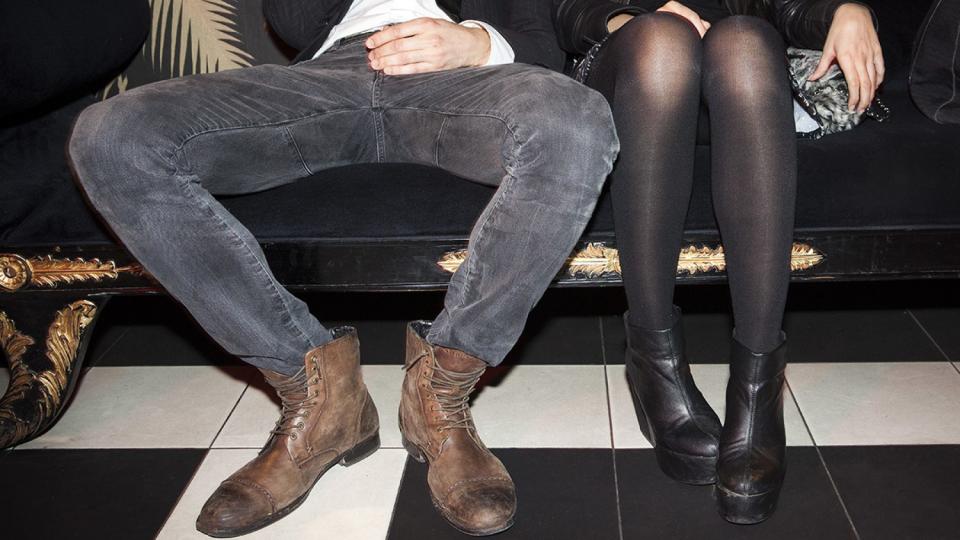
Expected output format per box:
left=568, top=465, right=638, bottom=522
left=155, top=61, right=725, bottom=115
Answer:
left=312, top=0, right=515, bottom=66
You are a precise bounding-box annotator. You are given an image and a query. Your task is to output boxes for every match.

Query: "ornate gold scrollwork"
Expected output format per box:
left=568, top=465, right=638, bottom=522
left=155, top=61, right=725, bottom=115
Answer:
left=438, top=242, right=824, bottom=278
left=0, top=300, right=98, bottom=448
left=0, top=253, right=144, bottom=292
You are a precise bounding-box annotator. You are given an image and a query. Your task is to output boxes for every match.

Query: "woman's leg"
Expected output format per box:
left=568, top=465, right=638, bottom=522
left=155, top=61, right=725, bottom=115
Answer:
left=587, top=12, right=702, bottom=331
left=588, top=13, right=722, bottom=485
left=701, top=15, right=796, bottom=524
left=702, top=15, right=798, bottom=354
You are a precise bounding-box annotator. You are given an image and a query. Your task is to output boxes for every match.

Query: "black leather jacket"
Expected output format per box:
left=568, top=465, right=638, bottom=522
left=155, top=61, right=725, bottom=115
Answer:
left=554, top=0, right=877, bottom=55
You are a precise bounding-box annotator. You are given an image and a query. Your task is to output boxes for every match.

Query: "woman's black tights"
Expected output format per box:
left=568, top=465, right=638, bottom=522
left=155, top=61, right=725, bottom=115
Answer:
left=588, top=13, right=797, bottom=353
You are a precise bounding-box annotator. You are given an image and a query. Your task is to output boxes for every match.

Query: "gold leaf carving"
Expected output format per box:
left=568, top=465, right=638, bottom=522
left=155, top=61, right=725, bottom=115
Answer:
left=149, top=0, right=253, bottom=77
left=0, top=311, right=38, bottom=445
left=35, top=301, right=98, bottom=419
left=28, top=256, right=120, bottom=288
left=437, top=242, right=825, bottom=278
left=567, top=243, right=622, bottom=277
left=0, top=253, right=146, bottom=292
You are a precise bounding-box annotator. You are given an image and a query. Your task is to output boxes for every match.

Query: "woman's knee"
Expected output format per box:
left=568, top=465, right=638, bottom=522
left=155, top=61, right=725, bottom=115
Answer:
left=701, top=15, right=789, bottom=100
left=602, top=12, right=703, bottom=96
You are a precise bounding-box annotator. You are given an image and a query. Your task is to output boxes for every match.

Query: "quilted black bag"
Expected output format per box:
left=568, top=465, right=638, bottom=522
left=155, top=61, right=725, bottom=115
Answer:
left=910, top=0, right=960, bottom=124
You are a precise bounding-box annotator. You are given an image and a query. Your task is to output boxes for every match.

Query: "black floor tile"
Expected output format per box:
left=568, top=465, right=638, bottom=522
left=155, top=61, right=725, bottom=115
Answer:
left=89, top=296, right=240, bottom=367
left=388, top=449, right=621, bottom=540
left=604, top=309, right=944, bottom=365
left=311, top=289, right=605, bottom=365
left=783, top=310, right=943, bottom=363
left=616, top=448, right=854, bottom=539
left=820, top=445, right=960, bottom=540
left=911, top=308, right=960, bottom=362
left=89, top=289, right=603, bottom=367
left=0, top=448, right=205, bottom=539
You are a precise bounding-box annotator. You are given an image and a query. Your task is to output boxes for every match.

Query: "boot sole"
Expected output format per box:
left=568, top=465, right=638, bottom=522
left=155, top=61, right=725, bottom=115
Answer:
left=714, top=483, right=781, bottom=525
left=627, top=383, right=717, bottom=485
left=198, top=430, right=381, bottom=538
left=399, top=414, right=515, bottom=536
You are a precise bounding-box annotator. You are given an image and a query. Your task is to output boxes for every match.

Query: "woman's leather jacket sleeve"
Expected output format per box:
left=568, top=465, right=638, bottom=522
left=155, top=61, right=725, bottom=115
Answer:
left=733, top=0, right=878, bottom=50
left=554, top=0, right=878, bottom=55
left=554, top=0, right=663, bottom=54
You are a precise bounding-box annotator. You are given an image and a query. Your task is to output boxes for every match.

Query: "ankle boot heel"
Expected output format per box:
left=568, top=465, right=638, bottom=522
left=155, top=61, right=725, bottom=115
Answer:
left=655, top=445, right=717, bottom=485
left=715, top=483, right=782, bottom=524
left=340, top=431, right=381, bottom=466
left=624, top=309, right=722, bottom=486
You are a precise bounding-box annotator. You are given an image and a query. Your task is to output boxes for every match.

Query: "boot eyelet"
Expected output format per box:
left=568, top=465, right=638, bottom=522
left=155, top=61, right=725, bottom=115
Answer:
left=297, top=422, right=305, bottom=430
left=290, top=433, right=298, bottom=440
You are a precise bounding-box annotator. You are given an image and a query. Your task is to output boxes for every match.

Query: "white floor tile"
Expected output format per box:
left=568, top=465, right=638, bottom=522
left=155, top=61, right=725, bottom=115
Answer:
left=215, top=365, right=611, bottom=449
left=471, top=365, right=611, bottom=448
left=788, top=362, right=960, bottom=445
left=607, top=364, right=813, bottom=449
left=18, top=366, right=247, bottom=449
left=157, top=448, right=407, bottom=540
left=214, top=365, right=406, bottom=449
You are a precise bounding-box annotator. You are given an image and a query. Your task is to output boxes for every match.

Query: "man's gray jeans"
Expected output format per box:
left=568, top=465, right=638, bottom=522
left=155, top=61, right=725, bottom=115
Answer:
left=68, top=36, right=619, bottom=374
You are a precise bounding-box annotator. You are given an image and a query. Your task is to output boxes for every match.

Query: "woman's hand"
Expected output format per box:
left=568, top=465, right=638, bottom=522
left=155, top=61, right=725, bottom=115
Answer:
left=607, top=2, right=711, bottom=37
left=810, top=3, right=884, bottom=112
left=658, top=1, right=711, bottom=37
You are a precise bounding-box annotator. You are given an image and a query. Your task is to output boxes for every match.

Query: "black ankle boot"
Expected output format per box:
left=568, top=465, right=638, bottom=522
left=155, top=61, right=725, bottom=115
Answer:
left=624, top=308, right=722, bottom=485
left=715, top=335, right=788, bottom=524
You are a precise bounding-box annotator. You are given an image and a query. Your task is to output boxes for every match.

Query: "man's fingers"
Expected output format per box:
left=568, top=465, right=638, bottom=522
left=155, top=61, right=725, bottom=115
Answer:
left=383, top=62, right=435, bottom=76
left=810, top=48, right=835, bottom=81
left=366, top=18, right=432, bottom=48
left=369, top=35, right=431, bottom=63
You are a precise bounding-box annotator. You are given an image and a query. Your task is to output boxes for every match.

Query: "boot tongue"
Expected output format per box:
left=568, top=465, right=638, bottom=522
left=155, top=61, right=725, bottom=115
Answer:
left=433, top=345, right=486, bottom=373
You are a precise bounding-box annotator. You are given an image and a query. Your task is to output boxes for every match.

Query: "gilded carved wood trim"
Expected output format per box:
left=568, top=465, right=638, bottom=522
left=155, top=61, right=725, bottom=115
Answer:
left=0, top=253, right=144, bottom=292
left=0, top=301, right=98, bottom=448
left=437, top=242, right=825, bottom=278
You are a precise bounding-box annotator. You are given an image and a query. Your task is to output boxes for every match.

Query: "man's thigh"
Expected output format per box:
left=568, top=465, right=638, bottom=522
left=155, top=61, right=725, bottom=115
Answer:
left=84, top=46, right=378, bottom=195
left=378, top=63, right=599, bottom=186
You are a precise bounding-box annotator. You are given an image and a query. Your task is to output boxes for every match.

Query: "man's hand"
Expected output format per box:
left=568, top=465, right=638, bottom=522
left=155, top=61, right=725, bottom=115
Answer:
left=366, top=18, right=491, bottom=75
left=810, top=3, right=884, bottom=112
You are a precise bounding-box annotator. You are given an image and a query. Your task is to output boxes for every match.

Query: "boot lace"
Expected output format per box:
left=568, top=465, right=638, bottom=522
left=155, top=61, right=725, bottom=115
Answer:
left=269, top=368, right=319, bottom=440
left=426, top=362, right=484, bottom=432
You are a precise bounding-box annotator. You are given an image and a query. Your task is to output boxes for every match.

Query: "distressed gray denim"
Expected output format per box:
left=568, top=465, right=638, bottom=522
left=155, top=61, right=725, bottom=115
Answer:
left=68, top=36, right=619, bottom=374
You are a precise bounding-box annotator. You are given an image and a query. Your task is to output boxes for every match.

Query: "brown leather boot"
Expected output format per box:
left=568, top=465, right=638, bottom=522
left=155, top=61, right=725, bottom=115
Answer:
left=196, top=327, right=380, bottom=538
left=399, top=321, right=516, bottom=536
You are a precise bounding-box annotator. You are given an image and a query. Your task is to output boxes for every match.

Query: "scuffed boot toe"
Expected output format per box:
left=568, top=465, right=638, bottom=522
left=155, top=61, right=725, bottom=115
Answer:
left=442, top=479, right=517, bottom=536
left=196, top=481, right=275, bottom=537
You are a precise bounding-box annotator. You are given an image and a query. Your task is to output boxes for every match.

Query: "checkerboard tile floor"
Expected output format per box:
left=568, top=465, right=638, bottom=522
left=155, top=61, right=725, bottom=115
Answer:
left=1, top=287, right=959, bottom=539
